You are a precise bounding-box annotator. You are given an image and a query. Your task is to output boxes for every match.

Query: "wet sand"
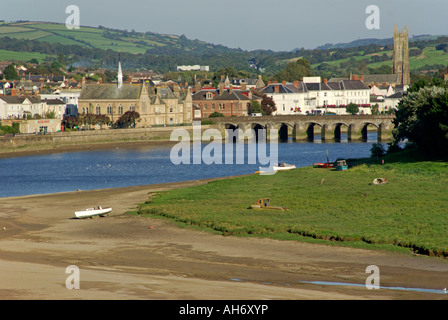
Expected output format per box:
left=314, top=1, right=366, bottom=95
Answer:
left=0, top=176, right=447, bottom=300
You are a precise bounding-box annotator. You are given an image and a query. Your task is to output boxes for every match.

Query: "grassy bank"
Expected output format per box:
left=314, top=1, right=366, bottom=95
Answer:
left=135, top=150, right=448, bottom=258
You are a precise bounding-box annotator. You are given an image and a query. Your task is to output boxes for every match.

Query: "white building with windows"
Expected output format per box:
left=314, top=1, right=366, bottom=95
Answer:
left=0, top=96, right=47, bottom=120
left=40, top=89, right=81, bottom=117
left=260, top=77, right=371, bottom=115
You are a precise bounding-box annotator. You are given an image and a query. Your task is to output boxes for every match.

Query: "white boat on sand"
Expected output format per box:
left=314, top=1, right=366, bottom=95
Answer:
left=74, top=207, right=112, bottom=219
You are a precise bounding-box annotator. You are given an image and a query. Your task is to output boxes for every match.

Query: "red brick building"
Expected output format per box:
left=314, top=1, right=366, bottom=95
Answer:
left=192, top=85, right=261, bottom=119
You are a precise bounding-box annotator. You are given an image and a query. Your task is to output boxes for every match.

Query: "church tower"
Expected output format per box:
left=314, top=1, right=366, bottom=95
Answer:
left=393, top=26, right=410, bottom=85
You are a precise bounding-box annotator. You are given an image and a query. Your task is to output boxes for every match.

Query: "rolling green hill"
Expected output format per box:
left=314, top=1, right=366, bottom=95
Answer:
left=0, top=20, right=446, bottom=77
left=311, top=46, right=448, bottom=71
left=0, top=21, right=238, bottom=56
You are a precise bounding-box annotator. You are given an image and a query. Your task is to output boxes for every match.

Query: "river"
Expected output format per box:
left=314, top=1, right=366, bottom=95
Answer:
left=0, top=133, right=385, bottom=198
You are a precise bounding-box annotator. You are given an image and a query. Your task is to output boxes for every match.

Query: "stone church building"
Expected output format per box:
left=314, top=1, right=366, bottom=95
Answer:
left=78, top=61, right=193, bottom=127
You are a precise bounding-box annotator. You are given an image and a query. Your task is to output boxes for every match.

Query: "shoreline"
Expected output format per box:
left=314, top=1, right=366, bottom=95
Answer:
left=0, top=170, right=447, bottom=299
left=0, top=139, right=177, bottom=159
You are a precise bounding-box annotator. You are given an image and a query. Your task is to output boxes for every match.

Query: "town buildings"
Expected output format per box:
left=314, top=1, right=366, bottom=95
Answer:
left=0, top=96, right=47, bottom=120
left=78, top=61, right=193, bottom=127
left=192, top=85, right=260, bottom=118
left=260, top=77, right=372, bottom=115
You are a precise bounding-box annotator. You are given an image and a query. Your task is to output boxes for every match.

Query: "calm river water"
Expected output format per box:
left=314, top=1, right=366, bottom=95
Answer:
left=0, top=134, right=384, bottom=198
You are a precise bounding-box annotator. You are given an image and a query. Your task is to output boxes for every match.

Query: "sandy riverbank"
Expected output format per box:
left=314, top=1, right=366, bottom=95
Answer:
left=0, top=176, right=447, bottom=301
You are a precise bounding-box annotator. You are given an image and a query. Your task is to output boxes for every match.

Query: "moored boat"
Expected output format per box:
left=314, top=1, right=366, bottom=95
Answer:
left=272, top=162, right=296, bottom=171
left=313, top=162, right=334, bottom=168
left=336, top=160, right=348, bottom=171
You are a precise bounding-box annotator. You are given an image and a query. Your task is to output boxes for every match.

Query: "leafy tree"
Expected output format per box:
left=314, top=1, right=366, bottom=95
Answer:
left=370, top=103, right=380, bottom=115
left=256, top=94, right=276, bottom=116
left=209, top=112, right=224, bottom=118
left=345, top=103, right=359, bottom=115
left=62, top=116, right=79, bottom=129
left=44, top=111, right=57, bottom=119
left=114, top=111, right=140, bottom=128
left=3, top=64, right=20, bottom=80
left=392, top=85, right=448, bottom=156
left=370, top=143, right=386, bottom=158
left=275, top=58, right=312, bottom=82
left=248, top=100, right=263, bottom=115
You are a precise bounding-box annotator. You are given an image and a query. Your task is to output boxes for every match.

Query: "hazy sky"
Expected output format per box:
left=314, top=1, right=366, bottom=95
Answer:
left=2, top=0, right=448, bottom=51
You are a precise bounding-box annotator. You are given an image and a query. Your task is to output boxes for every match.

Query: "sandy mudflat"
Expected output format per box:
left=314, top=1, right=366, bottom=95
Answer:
left=0, top=175, right=447, bottom=300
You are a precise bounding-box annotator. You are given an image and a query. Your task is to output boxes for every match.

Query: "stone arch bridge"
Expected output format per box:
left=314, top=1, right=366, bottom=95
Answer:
left=211, top=115, right=395, bottom=142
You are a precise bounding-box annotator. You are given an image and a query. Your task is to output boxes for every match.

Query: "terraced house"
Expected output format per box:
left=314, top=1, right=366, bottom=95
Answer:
left=261, top=77, right=371, bottom=115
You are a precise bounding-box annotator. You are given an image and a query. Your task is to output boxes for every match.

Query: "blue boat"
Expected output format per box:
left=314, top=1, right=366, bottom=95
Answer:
left=336, top=160, right=348, bottom=171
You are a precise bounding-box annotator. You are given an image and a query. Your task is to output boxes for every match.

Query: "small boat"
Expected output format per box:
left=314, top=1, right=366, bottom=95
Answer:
left=250, top=198, right=288, bottom=211
left=336, top=160, right=348, bottom=171
left=257, top=162, right=295, bottom=175
left=272, top=162, right=296, bottom=171
left=74, top=206, right=112, bottom=219
left=313, top=162, right=334, bottom=168
left=314, top=149, right=334, bottom=168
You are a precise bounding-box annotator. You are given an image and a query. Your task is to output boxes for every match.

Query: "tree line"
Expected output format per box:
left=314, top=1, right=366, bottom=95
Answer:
left=62, top=111, right=140, bottom=130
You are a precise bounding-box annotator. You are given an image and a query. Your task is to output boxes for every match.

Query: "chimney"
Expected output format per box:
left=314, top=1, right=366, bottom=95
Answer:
left=274, top=85, right=279, bottom=93
left=282, top=81, right=286, bottom=86
left=268, top=81, right=272, bottom=85
left=294, top=80, right=299, bottom=88
left=241, top=82, right=247, bottom=91
left=82, top=77, right=86, bottom=88
left=359, top=76, right=364, bottom=82
left=229, top=84, right=233, bottom=93
left=352, top=74, right=358, bottom=81
left=323, top=78, right=328, bottom=84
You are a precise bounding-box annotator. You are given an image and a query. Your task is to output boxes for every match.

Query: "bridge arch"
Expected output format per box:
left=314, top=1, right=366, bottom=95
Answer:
left=252, top=123, right=267, bottom=142
left=333, top=122, right=350, bottom=141
left=361, top=122, right=379, bottom=142
left=278, top=122, right=294, bottom=141
left=305, top=122, right=324, bottom=142
left=224, top=123, right=239, bottom=143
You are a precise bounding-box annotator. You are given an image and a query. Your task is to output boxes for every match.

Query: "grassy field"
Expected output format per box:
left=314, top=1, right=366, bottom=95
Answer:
left=0, top=21, right=186, bottom=55
left=0, top=49, right=50, bottom=63
left=135, top=150, right=448, bottom=258
left=312, top=46, right=448, bottom=71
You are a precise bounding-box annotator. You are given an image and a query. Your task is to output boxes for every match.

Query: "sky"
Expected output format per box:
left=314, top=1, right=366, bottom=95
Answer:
left=2, top=0, right=448, bottom=51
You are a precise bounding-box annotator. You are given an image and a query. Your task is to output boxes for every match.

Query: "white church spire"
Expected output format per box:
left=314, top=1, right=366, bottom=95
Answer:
left=117, top=52, right=123, bottom=88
